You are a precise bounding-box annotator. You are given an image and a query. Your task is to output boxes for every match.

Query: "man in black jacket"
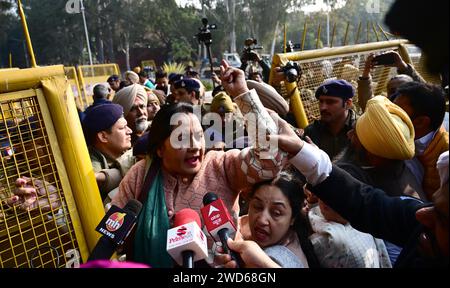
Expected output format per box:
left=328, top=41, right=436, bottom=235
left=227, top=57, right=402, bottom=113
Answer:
left=306, top=164, right=448, bottom=267
left=273, top=116, right=449, bottom=267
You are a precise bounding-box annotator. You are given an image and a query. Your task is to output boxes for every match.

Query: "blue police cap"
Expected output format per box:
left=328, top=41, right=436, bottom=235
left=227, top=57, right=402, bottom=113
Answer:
left=168, top=73, right=184, bottom=84
left=173, top=78, right=201, bottom=92
left=315, top=79, right=354, bottom=100
left=83, top=103, right=124, bottom=135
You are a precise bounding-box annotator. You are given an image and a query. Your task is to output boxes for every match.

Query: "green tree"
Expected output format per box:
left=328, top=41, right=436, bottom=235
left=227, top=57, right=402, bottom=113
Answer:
left=0, top=0, right=14, bottom=42
left=19, top=0, right=85, bottom=65
left=0, top=0, right=18, bottom=67
left=284, top=0, right=396, bottom=51
left=0, top=0, right=397, bottom=69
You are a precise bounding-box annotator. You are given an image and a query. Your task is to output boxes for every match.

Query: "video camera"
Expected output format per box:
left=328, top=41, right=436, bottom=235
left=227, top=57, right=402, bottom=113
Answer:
left=196, top=18, right=217, bottom=46
left=242, top=38, right=263, bottom=62
left=280, top=61, right=302, bottom=83
left=285, top=40, right=302, bottom=53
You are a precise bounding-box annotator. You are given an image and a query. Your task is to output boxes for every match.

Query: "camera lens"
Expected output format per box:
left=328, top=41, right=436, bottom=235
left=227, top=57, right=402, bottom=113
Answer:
left=285, top=69, right=298, bottom=83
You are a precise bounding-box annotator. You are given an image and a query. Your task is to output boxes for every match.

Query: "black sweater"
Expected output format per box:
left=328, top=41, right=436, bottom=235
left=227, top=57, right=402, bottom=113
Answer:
left=309, top=165, right=447, bottom=268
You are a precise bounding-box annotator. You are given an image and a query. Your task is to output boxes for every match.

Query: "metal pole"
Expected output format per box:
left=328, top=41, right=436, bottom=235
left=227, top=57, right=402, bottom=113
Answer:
left=80, top=0, right=93, bottom=66
left=326, top=0, right=330, bottom=47
left=316, top=23, right=322, bottom=49
left=367, top=21, right=370, bottom=43
left=355, top=21, right=362, bottom=44
left=377, top=23, right=390, bottom=41
left=343, top=22, right=350, bottom=46
left=372, top=22, right=380, bottom=42
left=271, top=21, right=279, bottom=57
left=301, top=20, right=307, bottom=51
left=330, top=22, right=336, bottom=48
left=17, top=0, right=37, bottom=67
left=201, top=0, right=207, bottom=60
left=206, top=43, right=216, bottom=89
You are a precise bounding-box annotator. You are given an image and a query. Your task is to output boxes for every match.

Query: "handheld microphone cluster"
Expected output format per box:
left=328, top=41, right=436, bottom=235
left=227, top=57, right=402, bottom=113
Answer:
left=88, top=199, right=142, bottom=261
left=166, top=208, right=208, bottom=268
left=200, top=192, right=241, bottom=266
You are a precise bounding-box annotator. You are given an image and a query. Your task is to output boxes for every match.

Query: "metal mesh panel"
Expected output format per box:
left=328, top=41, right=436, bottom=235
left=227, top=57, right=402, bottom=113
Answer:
left=0, top=93, right=80, bottom=268
left=276, top=48, right=399, bottom=123
left=77, top=64, right=119, bottom=109
left=405, top=44, right=442, bottom=85
left=64, top=67, right=83, bottom=110
left=78, top=64, right=118, bottom=78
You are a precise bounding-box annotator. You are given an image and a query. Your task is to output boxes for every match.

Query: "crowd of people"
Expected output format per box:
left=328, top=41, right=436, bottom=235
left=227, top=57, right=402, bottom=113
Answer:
left=3, top=0, right=449, bottom=268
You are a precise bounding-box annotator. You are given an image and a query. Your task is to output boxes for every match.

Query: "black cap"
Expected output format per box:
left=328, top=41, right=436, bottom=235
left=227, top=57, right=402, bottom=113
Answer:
left=203, top=192, right=218, bottom=205
left=107, top=75, right=119, bottom=82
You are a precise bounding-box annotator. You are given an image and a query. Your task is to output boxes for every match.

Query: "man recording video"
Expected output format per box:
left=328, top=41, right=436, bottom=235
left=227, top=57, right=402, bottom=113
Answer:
left=240, top=38, right=271, bottom=83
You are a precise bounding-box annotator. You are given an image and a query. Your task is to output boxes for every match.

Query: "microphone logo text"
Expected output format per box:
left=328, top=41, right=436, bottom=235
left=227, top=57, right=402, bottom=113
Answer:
left=177, top=226, right=187, bottom=236
left=211, top=214, right=223, bottom=226
left=105, top=212, right=126, bottom=232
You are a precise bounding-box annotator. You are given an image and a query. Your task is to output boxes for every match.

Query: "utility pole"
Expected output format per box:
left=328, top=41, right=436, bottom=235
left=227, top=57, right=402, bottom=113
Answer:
left=201, top=0, right=207, bottom=60
left=80, top=0, right=93, bottom=66
left=227, top=0, right=236, bottom=53
left=271, top=21, right=279, bottom=57
left=17, top=0, right=36, bottom=67
left=326, top=0, right=330, bottom=47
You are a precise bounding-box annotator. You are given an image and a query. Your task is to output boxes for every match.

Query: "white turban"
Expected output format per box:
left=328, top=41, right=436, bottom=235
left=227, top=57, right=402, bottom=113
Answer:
left=112, top=84, right=148, bottom=117
left=124, top=71, right=140, bottom=84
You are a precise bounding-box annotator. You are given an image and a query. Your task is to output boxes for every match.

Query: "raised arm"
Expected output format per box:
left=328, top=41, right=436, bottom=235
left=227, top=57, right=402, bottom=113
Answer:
left=220, top=61, right=288, bottom=192
left=285, top=133, right=425, bottom=246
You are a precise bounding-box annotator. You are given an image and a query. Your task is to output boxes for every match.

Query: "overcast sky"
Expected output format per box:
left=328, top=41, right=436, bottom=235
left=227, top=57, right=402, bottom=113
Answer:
left=175, top=0, right=202, bottom=9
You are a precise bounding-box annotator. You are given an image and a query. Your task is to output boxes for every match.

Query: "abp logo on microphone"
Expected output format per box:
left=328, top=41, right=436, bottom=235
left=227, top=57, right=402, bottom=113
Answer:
left=208, top=205, right=220, bottom=217
left=105, top=212, right=126, bottom=232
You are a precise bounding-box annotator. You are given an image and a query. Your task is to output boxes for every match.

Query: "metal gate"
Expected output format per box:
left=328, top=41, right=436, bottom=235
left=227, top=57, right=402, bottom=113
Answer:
left=0, top=66, right=104, bottom=267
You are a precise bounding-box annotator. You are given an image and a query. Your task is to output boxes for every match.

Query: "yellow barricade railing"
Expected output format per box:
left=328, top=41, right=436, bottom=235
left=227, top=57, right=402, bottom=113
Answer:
left=77, top=64, right=120, bottom=110
left=404, top=44, right=442, bottom=85
left=64, top=67, right=84, bottom=110
left=0, top=66, right=104, bottom=267
left=269, top=40, right=414, bottom=128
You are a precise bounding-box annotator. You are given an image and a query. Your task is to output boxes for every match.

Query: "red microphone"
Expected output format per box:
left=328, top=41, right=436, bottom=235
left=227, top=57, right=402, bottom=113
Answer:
left=201, top=192, right=240, bottom=266
left=173, top=208, right=202, bottom=227
left=166, top=208, right=208, bottom=268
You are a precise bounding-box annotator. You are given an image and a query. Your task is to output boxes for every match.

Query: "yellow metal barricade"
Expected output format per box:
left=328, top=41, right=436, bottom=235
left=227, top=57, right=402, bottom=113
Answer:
left=64, top=67, right=84, bottom=110
left=0, top=68, right=19, bottom=72
left=404, top=44, right=442, bottom=85
left=269, top=40, right=414, bottom=128
left=141, top=60, right=156, bottom=71
left=77, top=64, right=120, bottom=110
left=0, top=66, right=104, bottom=267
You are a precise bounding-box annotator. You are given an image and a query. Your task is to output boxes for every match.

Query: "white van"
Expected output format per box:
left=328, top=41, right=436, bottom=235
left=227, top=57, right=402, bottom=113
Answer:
left=223, top=53, right=242, bottom=68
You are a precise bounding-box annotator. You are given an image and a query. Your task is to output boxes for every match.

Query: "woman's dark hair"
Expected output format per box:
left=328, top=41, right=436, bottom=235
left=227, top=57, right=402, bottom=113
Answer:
left=249, top=172, right=320, bottom=268
left=147, top=102, right=194, bottom=157
left=250, top=172, right=304, bottom=221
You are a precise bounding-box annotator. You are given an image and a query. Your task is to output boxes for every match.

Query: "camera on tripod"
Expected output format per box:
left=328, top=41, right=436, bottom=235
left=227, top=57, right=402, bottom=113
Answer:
left=242, top=38, right=263, bottom=62
left=285, top=40, right=302, bottom=53
left=280, top=61, right=302, bottom=83
left=196, top=18, right=217, bottom=46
